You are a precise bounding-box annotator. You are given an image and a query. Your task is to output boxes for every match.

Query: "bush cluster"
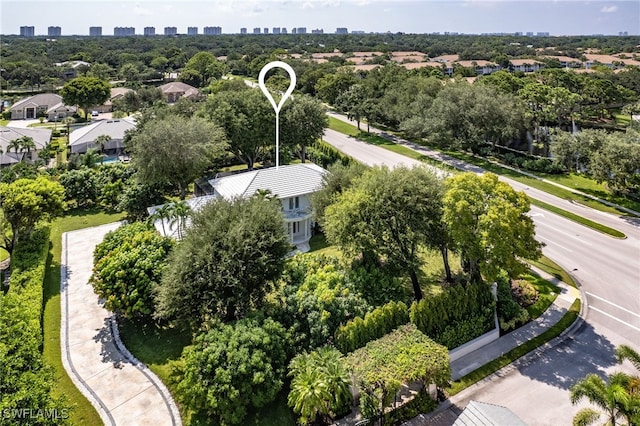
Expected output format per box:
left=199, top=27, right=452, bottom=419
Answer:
left=496, top=271, right=531, bottom=332
left=502, top=152, right=566, bottom=174
left=409, top=282, right=495, bottom=349
left=0, top=228, right=71, bottom=423
left=335, top=301, right=409, bottom=353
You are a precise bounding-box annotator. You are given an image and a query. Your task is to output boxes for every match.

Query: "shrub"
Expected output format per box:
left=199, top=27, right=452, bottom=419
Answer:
left=90, top=222, right=173, bottom=319
left=178, top=317, right=290, bottom=425
left=496, top=271, right=531, bottom=332
left=409, top=281, right=495, bottom=348
left=348, top=266, right=408, bottom=306
left=335, top=301, right=409, bottom=353
left=0, top=228, right=71, bottom=422
left=511, top=279, right=539, bottom=307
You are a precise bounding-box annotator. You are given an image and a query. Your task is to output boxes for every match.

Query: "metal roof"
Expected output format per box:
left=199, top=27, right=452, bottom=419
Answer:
left=208, top=163, right=327, bottom=200
left=69, top=118, right=136, bottom=152
left=453, top=401, right=527, bottom=426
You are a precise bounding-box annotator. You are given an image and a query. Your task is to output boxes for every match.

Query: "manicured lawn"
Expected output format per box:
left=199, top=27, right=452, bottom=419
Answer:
left=519, top=272, right=560, bottom=319
left=527, top=255, right=577, bottom=288
left=42, top=208, right=125, bottom=426
left=308, top=232, right=342, bottom=258
left=447, top=299, right=581, bottom=396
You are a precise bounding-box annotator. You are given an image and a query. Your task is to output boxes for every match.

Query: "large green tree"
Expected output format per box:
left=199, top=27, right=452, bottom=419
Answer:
left=178, top=317, right=290, bottom=425
left=201, top=88, right=273, bottom=170
left=442, top=172, right=542, bottom=283
left=180, top=52, right=227, bottom=88
left=281, top=94, right=328, bottom=162
left=324, top=166, right=445, bottom=300
left=60, top=76, right=111, bottom=119
left=311, top=162, right=368, bottom=228
left=0, top=176, right=65, bottom=254
left=155, top=195, right=291, bottom=324
left=127, top=113, right=228, bottom=199
left=90, top=223, right=173, bottom=319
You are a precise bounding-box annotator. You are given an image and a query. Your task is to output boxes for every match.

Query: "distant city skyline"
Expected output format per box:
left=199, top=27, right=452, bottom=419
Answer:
left=2, top=0, right=639, bottom=36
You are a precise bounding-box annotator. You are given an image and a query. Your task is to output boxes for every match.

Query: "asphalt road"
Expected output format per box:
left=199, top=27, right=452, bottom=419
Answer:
left=322, top=121, right=640, bottom=425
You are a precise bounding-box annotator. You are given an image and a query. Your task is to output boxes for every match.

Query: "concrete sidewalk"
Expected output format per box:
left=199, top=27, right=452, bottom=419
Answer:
left=61, top=223, right=181, bottom=426
left=405, top=267, right=582, bottom=425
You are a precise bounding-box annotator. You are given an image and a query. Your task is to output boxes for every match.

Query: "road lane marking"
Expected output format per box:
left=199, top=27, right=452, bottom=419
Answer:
left=586, top=292, right=640, bottom=319
left=538, top=236, right=573, bottom=252
left=589, top=306, right=640, bottom=332
left=535, top=221, right=594, bottom=246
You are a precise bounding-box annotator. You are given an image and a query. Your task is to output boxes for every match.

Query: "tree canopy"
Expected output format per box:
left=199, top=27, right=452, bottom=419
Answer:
left=127, top=113, right=228, bottom=199
left=155, top=195, right=291, bottom=324
left=60, top=76, right=111, bottom=118
left=442, top=172, right=542, bottom=282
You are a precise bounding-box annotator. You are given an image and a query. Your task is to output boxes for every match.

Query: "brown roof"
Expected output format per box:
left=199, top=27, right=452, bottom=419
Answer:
left=456, top=60, right=498, bottom=67
left=432, top=54, right=459, bottom=63
left=402, top=62, right=443, bottom=70
left=541, top=55, right=582, bottom=63
left=353, top=64, right=380, bottom=72
left=311, top=52, right=344, bottom=59
left=352, top=51, right=383, bottom=57
left=510, top=59, right=544, bottom=66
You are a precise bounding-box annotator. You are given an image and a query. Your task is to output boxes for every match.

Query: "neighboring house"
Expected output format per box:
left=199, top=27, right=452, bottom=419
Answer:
left=456, top=60, right=501, bottom=75
left=509, top=59, right=545, bottom=73
left=0, top=126, right=51, bottom=166
left=54, top=60, right=91, bottom=79
left=68, top=117, right=136, bottom=154
left=148, top=163, right=328, bottom=252
left=158, top=81, right=201, bottom=103
left=147, top=195, right=218, bottom=239
left=10, top=93, right=76, bottom=120
left=95, top=87, right=134, bottom=113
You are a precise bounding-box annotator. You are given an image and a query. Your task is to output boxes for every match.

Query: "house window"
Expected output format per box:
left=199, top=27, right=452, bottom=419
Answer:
left=288, top=197, right=299, bottom=210
left=292, top=222, right=299, bottom=233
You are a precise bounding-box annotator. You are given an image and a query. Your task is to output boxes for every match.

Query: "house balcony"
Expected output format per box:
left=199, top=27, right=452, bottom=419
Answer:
left=283, top=207, right=312, bottom=221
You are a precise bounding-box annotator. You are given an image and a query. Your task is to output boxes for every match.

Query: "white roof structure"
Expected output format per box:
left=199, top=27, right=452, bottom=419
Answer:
left=209, top=163, right=327, bottom=200
left=69, top=117, right=136, bottom=153
left=147, top=195, right=217, bottom=239
left=453, top=400, right=527, bottom=426
left=0, top=126, right=51, bottom=165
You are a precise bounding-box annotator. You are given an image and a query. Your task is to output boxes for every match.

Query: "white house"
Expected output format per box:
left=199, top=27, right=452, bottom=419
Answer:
left=68, top=117, right=136, bottom=154
left=148, top=163, right=328, bottom=253
left=0, top=126, right=51, bottom=166
left=9, top=93, right=76, bottom=120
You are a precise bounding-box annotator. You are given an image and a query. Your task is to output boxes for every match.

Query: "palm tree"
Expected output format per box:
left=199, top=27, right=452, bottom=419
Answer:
left=287, top=347, right=353, bottom=425
left=18, top=136, right=36, bottom=161
left=570, top=372, right=634, bottom=426
left=94, top=134, right=112, bottom=164
left=80, top=148, right=101, bottom=168
left=616, top=345, right=640, bottom=425
left=148, top=203, right=172, bottom=236
left=616, top=345, right=640, bottom=372
left=166, top=201, right=191, bottom=239
left=7, top=138, right=22, bottom=155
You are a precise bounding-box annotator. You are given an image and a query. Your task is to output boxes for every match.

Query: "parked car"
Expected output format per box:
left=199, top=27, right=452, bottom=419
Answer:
left=91, top=110, right=99, bottom=117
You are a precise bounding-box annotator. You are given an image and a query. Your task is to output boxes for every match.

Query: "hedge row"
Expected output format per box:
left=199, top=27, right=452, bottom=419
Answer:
left=334, top=301, right=409, bottom=353
left=0, top=227, right=71, bottom=424
left=410, top=282, right=495, bottom=349
left=309, top=140, right=355, bottom=168
left=336, top=282, right=496, bottom=354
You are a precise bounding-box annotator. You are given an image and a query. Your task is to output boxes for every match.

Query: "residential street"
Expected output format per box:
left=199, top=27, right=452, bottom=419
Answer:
left=322, top=119, right=640, bottom=425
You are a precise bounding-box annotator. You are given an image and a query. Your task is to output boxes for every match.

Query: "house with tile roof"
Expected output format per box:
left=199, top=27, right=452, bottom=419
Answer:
left=94, top=87, right=135, bottom=113
left=9, top=93, right=76, bottom=120
left=148, top=163, right=328, bottom=252
left=158, top=81, right=201, bottom=103
left=509, top=59, right=545, bottom=73
left=0, top=126, right=51, bottom=166
left=68, top=117, right=136, bottom=154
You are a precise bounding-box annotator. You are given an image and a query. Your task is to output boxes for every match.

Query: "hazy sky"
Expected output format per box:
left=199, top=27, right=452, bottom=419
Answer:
left=1, top=0, right=639, bottom=36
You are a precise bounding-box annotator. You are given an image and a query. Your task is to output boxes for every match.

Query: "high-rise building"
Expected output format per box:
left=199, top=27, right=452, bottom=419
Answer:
left=164, top=27, right=177, bottom=36
left=264, top=27, right=269, bottom=34
left=20, top=26, right=35, bottom=37
left=89, top=26, right=102, bottom=36
left=188, top=27, right=198, bottom=35
left=526, top=32, right=534, bottom=36
left=48, top=26, right=62, bottom=37
left=253, top=27, right=261, bottom=34
left=144, top=27, right=155, bottom=36
left=272, top=27, right=281, bottom=35
left=281, top=27, right=288, bottom=34
left=203, top=26, right=222, bottom=35
left=296, top=27, right=307, bottom=34
left=114, top=27, right=135, bottom=36
left=311, top=28, right=323, bottom=34
left=619, top=31, right=628, bottom=36
left=536, top=32, right=549, bottom=36
left=240, top=27, right=247, bottom=34
left=336, top=27, right=348, bottom=34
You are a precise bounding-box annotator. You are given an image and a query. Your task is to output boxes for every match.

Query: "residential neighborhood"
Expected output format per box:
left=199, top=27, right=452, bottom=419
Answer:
left=0, top=16, right=639, bottom=426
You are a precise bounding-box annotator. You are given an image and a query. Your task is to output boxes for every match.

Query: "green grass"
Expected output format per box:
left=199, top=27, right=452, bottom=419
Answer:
left=308, top=233, right=342, bottom=258
left=520, top=272, right=559, bottom=319
left=0, top=119, right=9, bottom=126
left=118, top=319, right=194, bottom=422
left=447, top=298, right=581, bottom=396
left=527, top=255, right=577, bottom=288
left=529, top=198, right=626, bottom=238
left=42, top=208, right=125, bottom=425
